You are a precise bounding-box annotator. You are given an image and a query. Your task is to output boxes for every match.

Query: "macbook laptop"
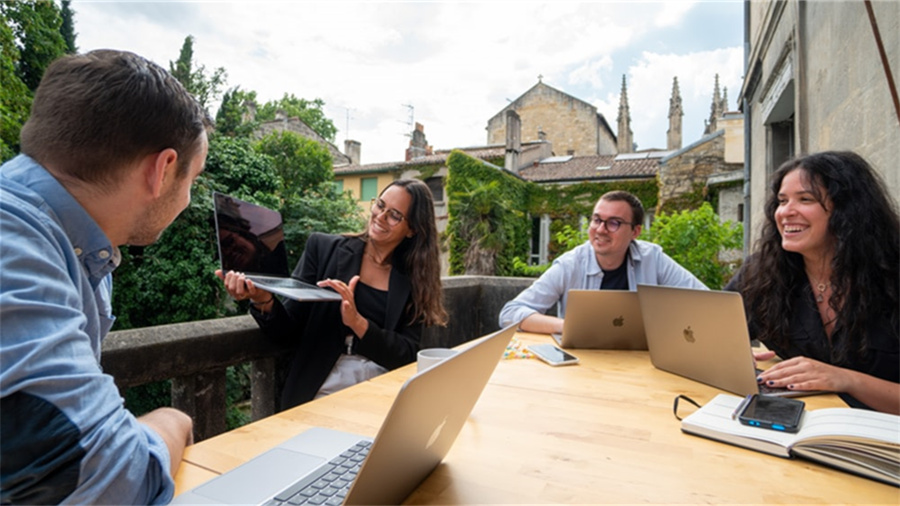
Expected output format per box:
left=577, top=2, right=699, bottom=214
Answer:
left=552, top=290, right=646, bottom=350
left=172, top=324, right=517, bottom=505
left=637, top=284, right=821, bottom=398
left=213, top=191, right=341, bottom=302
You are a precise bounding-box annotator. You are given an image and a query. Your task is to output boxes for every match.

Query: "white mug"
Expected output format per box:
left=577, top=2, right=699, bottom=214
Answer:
left=417, top=348, right=458, bottom=372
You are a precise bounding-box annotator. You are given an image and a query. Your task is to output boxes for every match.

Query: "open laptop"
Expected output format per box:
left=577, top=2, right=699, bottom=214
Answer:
left=172, top=324, right=516, bottom=505
left=212, top=192, right=341, bottom=302
left=552, top=290, right=646, bottom=350
left=637, top=284, right=821, bottom=398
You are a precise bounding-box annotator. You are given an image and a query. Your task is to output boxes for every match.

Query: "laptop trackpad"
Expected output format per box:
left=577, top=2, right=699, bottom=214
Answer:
left=193, top=448, right=323, bottom=504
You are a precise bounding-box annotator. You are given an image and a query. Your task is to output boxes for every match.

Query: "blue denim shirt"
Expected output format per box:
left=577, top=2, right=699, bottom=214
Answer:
left=0, top=155, right=173, bottom=504
left=499, top=239, right=708, bottom=328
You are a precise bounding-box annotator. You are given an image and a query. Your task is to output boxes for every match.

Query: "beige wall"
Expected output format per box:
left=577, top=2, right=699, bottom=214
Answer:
left=742, top=0, right=900, bottom=248
left=487, top=84, right=612, bottom=156
left=335, top=173, right=397, bottom=219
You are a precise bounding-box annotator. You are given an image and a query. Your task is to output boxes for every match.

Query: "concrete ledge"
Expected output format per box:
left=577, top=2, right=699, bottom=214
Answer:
left=100, top=275, right=535, bottom=440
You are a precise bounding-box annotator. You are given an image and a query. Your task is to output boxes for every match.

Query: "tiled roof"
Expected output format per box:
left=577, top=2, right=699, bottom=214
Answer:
left=519, top=153, right=661, bottom=183
left=334, top=144, right=538, bottom=175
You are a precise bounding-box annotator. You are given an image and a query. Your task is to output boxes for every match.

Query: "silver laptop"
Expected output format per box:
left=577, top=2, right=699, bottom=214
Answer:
left=637, top=284, right=821, bottom=398
left=172, top=324, right=516, bottom=505
left=213, top=192, right=341, bottom=302
left=552, top=290, right=646, bottom=350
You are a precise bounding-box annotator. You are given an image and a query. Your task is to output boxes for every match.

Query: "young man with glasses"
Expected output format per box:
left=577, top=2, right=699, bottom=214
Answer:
left=499, top=191, right=706, bottom=334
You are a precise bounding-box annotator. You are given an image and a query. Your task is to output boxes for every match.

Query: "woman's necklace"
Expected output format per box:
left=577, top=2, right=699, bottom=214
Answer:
left=365, top=248, right=392, bottom=270
left=813, top=280, right=828, bottom=303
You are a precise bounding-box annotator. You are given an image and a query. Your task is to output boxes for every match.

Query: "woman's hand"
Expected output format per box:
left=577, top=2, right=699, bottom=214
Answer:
left=756, top=355, right=849, bottom=392
left=215, top=269, right=274, bottom=311
left=318, top=275, right=369, bottom=338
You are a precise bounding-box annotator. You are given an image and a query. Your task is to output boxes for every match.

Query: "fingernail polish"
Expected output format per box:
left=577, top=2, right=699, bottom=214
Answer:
left=767, top=380, right=775, bottom=386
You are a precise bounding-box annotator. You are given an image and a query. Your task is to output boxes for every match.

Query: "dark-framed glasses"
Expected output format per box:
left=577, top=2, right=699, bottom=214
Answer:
left=371, top=198, right=406, bottom=226
left=589, top=215, right=632, bottom=232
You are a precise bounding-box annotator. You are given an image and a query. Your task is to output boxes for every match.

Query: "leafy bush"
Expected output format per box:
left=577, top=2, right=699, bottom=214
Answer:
left=644, top=202, right=742, bottom=289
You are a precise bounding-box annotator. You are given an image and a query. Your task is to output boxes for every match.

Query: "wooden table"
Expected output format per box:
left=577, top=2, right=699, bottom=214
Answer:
left=174, top=332, right=899, bottom=503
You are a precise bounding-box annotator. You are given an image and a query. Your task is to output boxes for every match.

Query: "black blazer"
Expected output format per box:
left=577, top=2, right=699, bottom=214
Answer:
left=251, top=232, right=423, bottom=409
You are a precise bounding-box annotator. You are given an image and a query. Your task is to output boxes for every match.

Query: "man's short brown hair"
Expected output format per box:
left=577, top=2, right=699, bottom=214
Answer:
left=599, top=190, right=645, bottom=226
left=20, top=50, right=212, bottom=186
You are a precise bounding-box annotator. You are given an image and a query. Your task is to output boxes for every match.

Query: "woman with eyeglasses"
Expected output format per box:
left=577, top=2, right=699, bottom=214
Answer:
left=218, top=179, right=447, bottom=409
left=725, top=151, right=899, bottom=414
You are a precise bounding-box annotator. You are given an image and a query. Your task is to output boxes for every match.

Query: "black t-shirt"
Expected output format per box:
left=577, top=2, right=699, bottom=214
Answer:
left=600, top=259, right=629, bottom=290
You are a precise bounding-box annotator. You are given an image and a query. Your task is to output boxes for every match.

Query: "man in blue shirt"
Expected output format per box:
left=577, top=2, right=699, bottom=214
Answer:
left=499, top=191, right=707, bottom=334
left=1, top=50, right=212, bottom=504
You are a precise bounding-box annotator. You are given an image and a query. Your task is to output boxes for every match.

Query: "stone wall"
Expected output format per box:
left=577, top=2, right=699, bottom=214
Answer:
left=255, top=118, right=351, bottom=166
left=658, top=132, right=742, bottom=209
left=487, top=84, right=604, bottom=157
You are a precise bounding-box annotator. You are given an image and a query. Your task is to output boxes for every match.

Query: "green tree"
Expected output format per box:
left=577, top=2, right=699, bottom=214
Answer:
left=169, top=35, right=227, bottom=110
left=2, top=0, right=66, bottom=91
left=0, top=10, right=31, bottom=161
left=644, top=202, right=743, bottom=289
left=59, top=0, right=76, bottom=53
left=257, top=94, right=337, bottom=142
left=215, top=86, right=260, bottom=138
left=255, top=130, right=333, bottom=193
left=281, top=183, right=366, bottom=260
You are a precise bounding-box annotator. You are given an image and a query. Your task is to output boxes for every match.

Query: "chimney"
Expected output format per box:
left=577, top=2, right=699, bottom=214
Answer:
left=505, top=110, right=522, bottom=173
left=344, top=140, right=361, bottom=165
left=405, top=122, right=430, bottom=161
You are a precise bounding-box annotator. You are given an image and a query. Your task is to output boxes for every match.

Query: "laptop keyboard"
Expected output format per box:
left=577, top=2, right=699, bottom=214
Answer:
left=262, top=440, right=372, bottom=506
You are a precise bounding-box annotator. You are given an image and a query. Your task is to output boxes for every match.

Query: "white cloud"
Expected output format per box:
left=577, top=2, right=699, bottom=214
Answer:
left=72, top=0, right=743, bottom=163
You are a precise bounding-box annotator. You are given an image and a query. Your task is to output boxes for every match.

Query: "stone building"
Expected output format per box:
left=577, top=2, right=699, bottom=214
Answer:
left=253, top=112, right=354, bottom=167
left=486, top=80, right=618, bottom=157
left=739, top=0, right=899, bottom=252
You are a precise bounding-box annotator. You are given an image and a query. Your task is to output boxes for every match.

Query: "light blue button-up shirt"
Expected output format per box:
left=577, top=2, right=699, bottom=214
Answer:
left=1, top=155, right=173, bottom=504
left=499, top=239, right=708, bottom=328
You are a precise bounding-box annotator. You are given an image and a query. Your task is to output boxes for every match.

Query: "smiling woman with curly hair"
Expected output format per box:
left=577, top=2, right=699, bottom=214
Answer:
left=726, top=151, right=899, bottom=414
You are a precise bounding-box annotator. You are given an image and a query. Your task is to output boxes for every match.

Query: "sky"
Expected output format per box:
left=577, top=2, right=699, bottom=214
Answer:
left=72, top=0, right=745, bottom=164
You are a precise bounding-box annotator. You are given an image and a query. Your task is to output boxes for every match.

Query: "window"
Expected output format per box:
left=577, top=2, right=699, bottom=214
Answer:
left=334, top=180, right=344, bottom=194
left=768, top=118, right=794, bottom=176
left=425, top=177, right=443, bottom=203
left=360, top=177, right=378, bottom=201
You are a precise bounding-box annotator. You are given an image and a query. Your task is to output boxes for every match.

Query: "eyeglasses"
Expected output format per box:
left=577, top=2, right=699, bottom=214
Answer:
left=589, top=215, right=633, bottom=232
left=371, top=198, right=406, bottom=227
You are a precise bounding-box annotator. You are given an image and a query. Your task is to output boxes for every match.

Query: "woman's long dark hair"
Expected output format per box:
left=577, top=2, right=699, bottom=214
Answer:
left=741, top=151, right=899, bottom=362
left=357, top=179, right=448, bottom=327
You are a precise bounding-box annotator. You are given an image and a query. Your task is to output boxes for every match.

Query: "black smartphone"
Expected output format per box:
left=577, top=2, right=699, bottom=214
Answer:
left=737, top=394, right=805, bottom=433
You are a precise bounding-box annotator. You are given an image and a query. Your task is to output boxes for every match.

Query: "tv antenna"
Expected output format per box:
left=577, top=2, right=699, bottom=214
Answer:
left=401, top=104, right=414, bottom=137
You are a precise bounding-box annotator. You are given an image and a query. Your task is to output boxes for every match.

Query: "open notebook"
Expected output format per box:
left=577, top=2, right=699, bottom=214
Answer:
left=172, top=324, right=517, bottom=505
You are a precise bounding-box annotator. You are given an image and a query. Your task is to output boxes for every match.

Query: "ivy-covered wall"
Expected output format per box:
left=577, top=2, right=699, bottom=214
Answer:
left=445, top=151, right=531, bottom=275
left=445, top=150, right=660, bottom=275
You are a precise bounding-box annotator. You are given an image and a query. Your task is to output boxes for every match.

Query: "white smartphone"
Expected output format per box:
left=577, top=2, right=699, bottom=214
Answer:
left=527, top=343, right=579, bottom=366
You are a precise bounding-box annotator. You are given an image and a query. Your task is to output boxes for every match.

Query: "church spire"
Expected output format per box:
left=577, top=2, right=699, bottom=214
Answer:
left=667, top=76, right=683, bottom=151
left=704, top=74, right=724, bottom=134
left=616, top=74, right=634, bottom=153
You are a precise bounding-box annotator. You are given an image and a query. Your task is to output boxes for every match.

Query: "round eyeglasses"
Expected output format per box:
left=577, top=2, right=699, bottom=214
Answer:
left=589, top=216, right=633, bottom=232
left=371, top=198, right=406, bottom=226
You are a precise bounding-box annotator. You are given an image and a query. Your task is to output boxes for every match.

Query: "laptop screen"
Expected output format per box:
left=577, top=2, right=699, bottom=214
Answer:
left=213, top=192, right=290, bottom=276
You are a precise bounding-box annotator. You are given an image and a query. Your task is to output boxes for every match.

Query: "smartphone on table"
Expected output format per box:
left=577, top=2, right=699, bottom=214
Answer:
left=735, top=394, right=805, bottom=433
left=527, top=343, right=579, bottom=366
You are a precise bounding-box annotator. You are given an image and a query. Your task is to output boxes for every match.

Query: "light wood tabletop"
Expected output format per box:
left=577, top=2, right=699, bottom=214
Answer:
left=174, top=332, right=899, bottom=504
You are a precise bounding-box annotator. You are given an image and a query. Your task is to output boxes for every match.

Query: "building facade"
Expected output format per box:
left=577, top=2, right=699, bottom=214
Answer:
left=739, top=0, right=899, bottom=251
left=486, top=81, right=618, bottom=157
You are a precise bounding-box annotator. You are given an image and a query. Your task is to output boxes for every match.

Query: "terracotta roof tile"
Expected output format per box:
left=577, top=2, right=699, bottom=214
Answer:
left=519, top=154, right=660, bottom=183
